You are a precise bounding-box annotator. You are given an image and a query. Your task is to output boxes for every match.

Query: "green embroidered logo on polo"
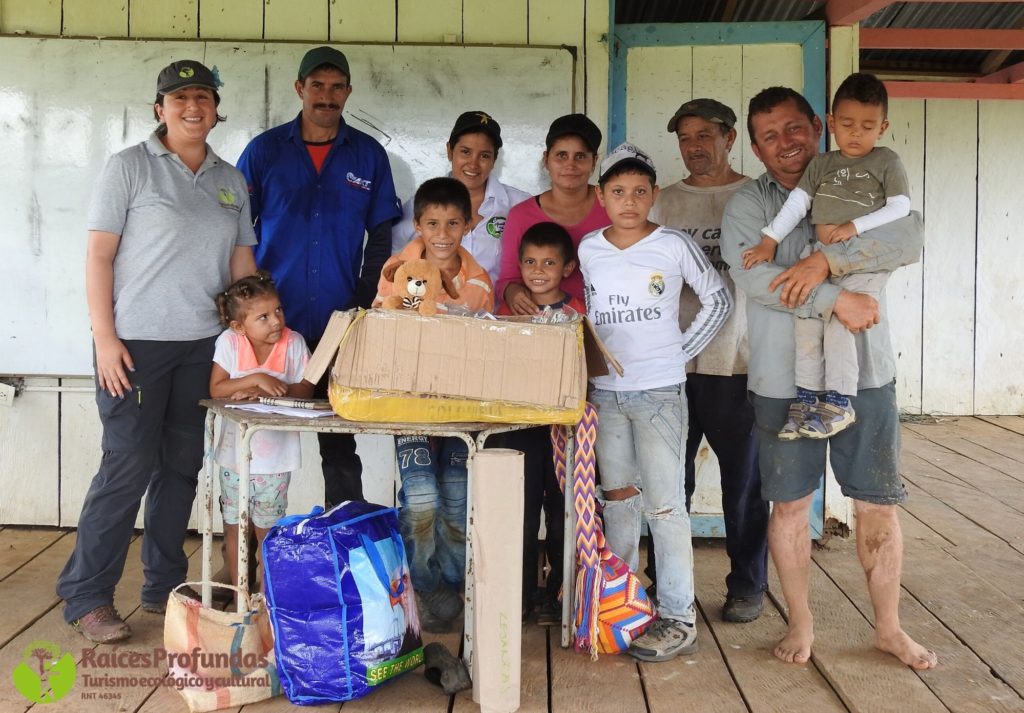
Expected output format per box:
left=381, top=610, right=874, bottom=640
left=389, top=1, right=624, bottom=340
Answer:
left=179, top=67, right=195, bottom=79
left=485, top=216, right=506, bottom=239
left=12, top=640, right=76, bottom=703
left=218, top=188, right=236, bottom=205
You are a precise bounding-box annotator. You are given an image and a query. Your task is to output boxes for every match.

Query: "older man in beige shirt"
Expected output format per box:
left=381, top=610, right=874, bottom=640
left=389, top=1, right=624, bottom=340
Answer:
left=647, top=98, right=768, bottom=623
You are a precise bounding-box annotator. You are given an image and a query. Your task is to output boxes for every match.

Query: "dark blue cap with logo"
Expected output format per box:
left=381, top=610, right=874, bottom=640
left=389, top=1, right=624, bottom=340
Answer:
left=157, top=60, right=219, bottom=94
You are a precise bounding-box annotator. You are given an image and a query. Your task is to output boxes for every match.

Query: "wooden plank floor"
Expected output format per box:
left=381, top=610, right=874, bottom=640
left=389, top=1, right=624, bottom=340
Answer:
left=1, top=417, right=1023, bottom=712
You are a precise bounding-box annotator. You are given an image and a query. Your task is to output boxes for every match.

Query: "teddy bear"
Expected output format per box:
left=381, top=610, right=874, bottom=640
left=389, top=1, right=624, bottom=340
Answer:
left=381, top=259, right=459, bottom=317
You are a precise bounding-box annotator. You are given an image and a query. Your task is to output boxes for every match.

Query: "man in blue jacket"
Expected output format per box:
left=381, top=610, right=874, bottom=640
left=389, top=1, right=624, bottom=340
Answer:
left=238, top=46, right=402, bottom=506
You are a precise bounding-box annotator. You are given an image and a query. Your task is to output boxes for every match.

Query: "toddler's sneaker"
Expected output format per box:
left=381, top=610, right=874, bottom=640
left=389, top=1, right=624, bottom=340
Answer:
left=778, top=402, right=811, bottom=441
left=799, top=401, right=856, bottom=439
left=627, top=618, right=698, bottom=662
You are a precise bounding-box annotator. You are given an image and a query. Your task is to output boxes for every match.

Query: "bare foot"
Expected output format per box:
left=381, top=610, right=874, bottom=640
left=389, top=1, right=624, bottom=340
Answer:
left=876, top=630, right=937, bottom=670
left=774, top=623, right=813, bottom=663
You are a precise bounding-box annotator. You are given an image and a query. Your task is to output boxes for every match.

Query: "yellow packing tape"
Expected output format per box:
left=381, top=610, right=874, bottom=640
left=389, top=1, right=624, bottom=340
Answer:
left=328, top=383, right=584, bottom=425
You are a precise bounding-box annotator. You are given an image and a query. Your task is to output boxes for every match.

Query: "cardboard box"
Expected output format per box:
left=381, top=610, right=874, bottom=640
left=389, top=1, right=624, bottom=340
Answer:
left=305, top=309, right=619, bottom=425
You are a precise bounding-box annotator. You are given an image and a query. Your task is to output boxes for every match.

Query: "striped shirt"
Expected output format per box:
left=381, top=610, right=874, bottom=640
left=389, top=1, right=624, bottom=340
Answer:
left=579, top=225, right=731, bottom=391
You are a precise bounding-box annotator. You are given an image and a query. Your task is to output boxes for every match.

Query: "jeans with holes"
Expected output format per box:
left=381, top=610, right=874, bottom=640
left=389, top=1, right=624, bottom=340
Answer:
left=590, top=384, right=695, bottom=624
left=394, top=435, right=468, bottom=594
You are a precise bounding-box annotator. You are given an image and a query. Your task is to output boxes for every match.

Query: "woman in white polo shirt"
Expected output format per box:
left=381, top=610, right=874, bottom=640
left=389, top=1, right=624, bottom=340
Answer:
left=57, top=60, right=257, bottom=644
left=392, top=110, right=529, bottom=287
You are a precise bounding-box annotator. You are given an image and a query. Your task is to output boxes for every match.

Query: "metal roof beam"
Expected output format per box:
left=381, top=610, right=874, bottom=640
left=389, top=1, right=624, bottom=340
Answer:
left=826, top=0, right=895, bottom=26
left=979, top=14, right=1024, bottom=74
left=979, top=49, right=1013, bottom=75
left=827, top=0, right=1024, bottom=26
left=721, top=0, right=740, bottom=23
left=885, top=80, right=1024, bottom=99
left=861, top=28, right=1024, bottom=50
left=976, top=59, right=1024, bottom=83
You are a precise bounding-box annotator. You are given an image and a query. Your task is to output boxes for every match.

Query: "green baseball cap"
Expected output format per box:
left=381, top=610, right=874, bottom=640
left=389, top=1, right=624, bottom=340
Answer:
left=298, top=46, right=351, bottom=82
left=666, top=98, right=737, bottom=132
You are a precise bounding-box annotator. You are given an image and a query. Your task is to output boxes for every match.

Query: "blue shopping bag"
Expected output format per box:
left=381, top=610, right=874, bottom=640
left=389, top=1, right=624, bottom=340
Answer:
left=262, top=501, right=424, bottom=704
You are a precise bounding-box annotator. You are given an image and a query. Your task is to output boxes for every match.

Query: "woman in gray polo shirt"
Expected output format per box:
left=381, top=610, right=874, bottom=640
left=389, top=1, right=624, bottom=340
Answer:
left=56, top=60, right=258, bottom=643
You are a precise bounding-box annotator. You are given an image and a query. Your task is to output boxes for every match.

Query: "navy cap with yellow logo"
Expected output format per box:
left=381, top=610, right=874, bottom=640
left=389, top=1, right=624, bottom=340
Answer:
left=157, top=60, right=219, bottom=94
left=449, top=110, right=503, bottom=150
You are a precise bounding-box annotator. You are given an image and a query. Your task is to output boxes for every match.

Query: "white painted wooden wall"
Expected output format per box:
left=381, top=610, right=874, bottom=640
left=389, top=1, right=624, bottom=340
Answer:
left=0, top=377, right=399, bottom=529
left=0, top=0, right=612, bottom=528
left=4, top=29, right=1024, bottom=531
left=883, top=99, right=1024, bottom=416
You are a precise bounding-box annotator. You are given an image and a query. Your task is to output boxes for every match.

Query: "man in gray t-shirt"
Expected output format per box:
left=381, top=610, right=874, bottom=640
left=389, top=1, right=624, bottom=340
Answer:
left=721, top=86, right=935, bottom=670
left=648, top=98, right=768, bottom=624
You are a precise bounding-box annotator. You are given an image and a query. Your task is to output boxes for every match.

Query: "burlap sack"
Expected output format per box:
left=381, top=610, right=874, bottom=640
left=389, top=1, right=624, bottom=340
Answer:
left=163, top=582, right=280, bottom=712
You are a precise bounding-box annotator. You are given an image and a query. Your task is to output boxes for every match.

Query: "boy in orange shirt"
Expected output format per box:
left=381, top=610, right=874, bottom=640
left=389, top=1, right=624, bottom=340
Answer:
left=374, top=177, right=493, bottom=632
left=375, top=177, right=493, bottom=313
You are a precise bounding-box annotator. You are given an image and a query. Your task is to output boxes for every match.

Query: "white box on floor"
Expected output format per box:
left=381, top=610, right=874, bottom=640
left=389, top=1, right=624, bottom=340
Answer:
left=470, top=448, right=524, bottom=713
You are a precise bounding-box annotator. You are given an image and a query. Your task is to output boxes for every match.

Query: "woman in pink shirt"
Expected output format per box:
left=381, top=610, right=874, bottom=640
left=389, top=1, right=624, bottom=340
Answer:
left=497, top=114, right=610, bottom=314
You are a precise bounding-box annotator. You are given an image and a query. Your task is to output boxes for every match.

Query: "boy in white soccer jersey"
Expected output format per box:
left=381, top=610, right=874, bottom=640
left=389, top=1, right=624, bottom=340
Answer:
left=579, top=143, right=731, bottom=662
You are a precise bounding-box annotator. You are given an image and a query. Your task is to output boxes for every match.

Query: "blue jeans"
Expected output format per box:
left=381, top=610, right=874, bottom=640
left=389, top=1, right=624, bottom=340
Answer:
left=591, top=384, right=695, bottom=624
left=394, top=435, right=468, bottom=593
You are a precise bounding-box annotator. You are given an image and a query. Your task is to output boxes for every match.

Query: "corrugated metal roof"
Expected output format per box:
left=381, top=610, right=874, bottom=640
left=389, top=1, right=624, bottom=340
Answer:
left=862, top=2, right=1024, bottom=29
left=614, top=1, right=1024, bottom=75
left=729, top=0, right=824, bottom=23
left=861, top=2, right=1024, bottom=74
left=615, top=0, right=824, bottom=24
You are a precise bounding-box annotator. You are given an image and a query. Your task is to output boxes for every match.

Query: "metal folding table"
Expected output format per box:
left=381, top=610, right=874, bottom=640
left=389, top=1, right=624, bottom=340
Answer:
left=198, top=400, right=578, bottom=667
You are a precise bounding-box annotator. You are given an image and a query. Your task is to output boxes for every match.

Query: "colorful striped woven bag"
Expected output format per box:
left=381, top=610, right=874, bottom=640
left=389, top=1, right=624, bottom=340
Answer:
left=551, top=403, right=656, bottom=659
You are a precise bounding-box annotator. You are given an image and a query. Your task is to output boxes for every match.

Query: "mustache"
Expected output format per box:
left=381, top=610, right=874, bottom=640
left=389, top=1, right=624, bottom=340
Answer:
left=313, top=103, right=340, bottom=111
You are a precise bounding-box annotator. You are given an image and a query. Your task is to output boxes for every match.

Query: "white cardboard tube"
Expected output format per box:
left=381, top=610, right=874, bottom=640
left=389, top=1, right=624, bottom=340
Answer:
left=470, top=448, right=524, bottom=713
